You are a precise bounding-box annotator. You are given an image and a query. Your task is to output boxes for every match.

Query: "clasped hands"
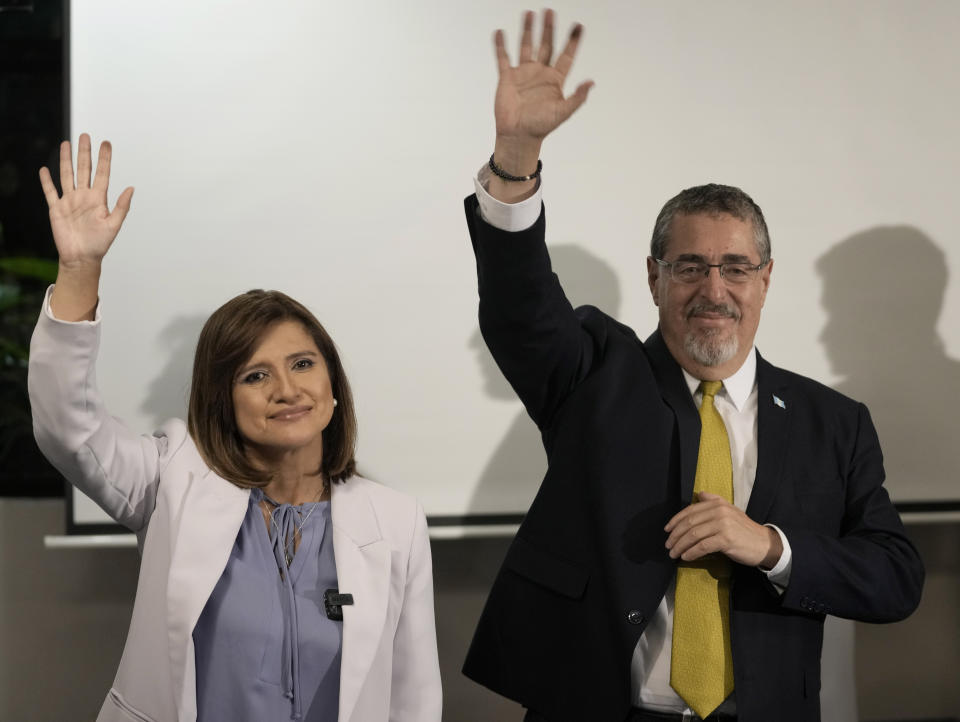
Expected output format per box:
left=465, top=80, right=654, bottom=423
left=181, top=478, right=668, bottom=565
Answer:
left=664, top=492, right=783, bottom=570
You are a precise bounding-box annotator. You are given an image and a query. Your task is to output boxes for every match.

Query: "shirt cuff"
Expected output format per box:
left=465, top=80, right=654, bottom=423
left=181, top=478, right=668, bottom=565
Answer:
left=42, top=284, right=102, bottom=324
left=762, top=524, right=792, bottom=593
left=473, top=164, right=543, bottom=232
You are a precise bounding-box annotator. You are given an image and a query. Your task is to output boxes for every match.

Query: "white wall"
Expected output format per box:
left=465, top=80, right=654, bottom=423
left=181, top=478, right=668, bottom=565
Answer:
left=67, top=1, right=960, bottom=521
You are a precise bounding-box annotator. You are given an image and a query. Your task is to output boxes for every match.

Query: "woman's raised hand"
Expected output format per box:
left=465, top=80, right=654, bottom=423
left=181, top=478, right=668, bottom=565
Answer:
left=39, top=134, right=134, bottom=321
left=39, top=133, right=133, bottom=269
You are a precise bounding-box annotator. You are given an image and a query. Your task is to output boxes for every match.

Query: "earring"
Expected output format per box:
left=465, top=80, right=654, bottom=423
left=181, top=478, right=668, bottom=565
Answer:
left=333, top=398, right=338, bottom=407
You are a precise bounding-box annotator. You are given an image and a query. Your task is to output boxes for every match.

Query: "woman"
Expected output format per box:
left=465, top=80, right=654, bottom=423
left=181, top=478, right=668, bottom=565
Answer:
left=29, top=134, right=442, bottom=722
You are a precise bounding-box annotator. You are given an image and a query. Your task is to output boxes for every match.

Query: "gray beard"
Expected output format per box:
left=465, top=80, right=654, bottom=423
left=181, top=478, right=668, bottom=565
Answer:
left=684, top=328, right=739, bottom=367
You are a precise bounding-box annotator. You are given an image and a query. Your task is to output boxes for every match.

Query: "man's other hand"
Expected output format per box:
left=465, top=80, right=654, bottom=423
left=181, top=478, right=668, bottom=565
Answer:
left=664, top=492, right=783, bottom=569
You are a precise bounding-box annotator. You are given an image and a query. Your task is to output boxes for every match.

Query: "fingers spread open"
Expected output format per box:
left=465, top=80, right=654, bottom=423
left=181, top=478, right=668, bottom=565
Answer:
left=76, top=133, right=93, bottom=189
left=554, top=23, right=584, bottom=79
left=494, top=29, right=510, bottom=74
left=58, top=140, right=75, bottom=194
left=558, top=80, right=593, bottom=124
left=536, top=9, right=554, bottom=65
left=93, top=140, right=113, bottom=195
left=38, top=167, right=60, bottom=208
left=518, top=10, right=534, bottom=63
left=108, top=186, right=135, bottom=231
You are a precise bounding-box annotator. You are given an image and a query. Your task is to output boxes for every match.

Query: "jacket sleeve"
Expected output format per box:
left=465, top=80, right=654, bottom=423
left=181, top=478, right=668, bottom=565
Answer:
left=28, top=287, right=178, bottom=533
left=779, top=402, right=924, bottom=623
left=389, top=502, right=442, bottom=721
left=466, top=194, right=608, bottom=430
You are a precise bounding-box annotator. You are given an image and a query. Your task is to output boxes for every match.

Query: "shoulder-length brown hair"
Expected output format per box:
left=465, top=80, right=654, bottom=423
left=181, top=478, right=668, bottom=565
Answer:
left=187, top=290, right=357, bottom=488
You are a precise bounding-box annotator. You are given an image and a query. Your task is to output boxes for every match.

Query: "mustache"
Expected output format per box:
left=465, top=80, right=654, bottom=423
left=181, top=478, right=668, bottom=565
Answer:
left=686, top=302, right=740, bottom=320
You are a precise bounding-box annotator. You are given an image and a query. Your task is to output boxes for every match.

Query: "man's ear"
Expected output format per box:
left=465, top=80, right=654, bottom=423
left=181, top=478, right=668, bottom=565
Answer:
left=646, top=256, right=661, bottom=306
left=759, top=258, right=773, bottom=307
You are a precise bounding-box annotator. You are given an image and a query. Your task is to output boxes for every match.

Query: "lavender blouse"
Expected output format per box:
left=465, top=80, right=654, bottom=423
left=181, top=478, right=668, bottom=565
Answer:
left=193, top=488, right=341, bottom=721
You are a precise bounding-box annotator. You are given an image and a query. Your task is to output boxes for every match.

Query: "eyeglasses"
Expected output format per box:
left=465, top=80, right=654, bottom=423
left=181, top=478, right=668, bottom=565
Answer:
left=654, top=258, right=768, bottom=285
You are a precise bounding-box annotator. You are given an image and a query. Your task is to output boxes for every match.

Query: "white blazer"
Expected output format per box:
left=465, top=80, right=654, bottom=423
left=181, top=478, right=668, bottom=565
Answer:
left=28, top=297, right=442, bottom=722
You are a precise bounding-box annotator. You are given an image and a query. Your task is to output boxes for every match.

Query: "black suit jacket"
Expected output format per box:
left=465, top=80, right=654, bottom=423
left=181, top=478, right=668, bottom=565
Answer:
left=461, top=196, right=924, bottom=722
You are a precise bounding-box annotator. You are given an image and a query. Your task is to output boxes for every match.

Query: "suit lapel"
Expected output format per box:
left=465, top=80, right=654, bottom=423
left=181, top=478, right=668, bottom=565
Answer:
left=166, top=466, right=250, bottom=716
left=332, top=478, right=391, bottom=722
left=645, top=330, right=700, bottom=503
left=746, top=353, right=792, bottom=522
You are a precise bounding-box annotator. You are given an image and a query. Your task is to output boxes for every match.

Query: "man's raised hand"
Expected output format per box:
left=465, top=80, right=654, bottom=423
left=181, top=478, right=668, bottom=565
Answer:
left=491, top=10, right=593, bottom=181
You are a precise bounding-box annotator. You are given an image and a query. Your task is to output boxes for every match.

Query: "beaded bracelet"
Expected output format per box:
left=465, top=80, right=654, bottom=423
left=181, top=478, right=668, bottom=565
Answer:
left=488, top=153, right=543, bottom=182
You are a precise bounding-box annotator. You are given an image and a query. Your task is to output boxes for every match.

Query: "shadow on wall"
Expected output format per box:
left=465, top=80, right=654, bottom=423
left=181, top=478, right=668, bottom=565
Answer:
left=816, top=226, right=960, bottom=502
left=140, top=314, right=208, bottom=428
left=467, top=244, right=622, bottom=515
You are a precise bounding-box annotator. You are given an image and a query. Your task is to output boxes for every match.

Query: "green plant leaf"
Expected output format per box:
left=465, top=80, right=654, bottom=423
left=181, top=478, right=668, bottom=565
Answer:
left=0, top=257, right=58, bottom=283
left=0, top=281, right=20, bottom=308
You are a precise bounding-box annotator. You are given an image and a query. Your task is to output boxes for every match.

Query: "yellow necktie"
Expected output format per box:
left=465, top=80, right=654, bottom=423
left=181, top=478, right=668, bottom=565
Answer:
left=670, top=380, right=735, bottom=718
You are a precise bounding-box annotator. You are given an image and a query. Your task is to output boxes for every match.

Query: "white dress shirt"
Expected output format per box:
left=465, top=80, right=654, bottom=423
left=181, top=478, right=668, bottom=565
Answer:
left=472, top=168, right=793, bottom=715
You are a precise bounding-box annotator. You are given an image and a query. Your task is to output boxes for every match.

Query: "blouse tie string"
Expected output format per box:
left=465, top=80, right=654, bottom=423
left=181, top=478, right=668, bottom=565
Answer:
left=265, top=497, right=306, bottom=721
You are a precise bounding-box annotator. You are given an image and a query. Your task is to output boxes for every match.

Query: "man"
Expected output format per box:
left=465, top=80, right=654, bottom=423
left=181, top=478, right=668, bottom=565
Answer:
left=462, top=11, right=924, bottom=722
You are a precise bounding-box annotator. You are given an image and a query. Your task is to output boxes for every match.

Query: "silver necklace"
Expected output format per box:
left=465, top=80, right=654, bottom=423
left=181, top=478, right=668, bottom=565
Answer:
left=262, top=484, right=326, bottom=568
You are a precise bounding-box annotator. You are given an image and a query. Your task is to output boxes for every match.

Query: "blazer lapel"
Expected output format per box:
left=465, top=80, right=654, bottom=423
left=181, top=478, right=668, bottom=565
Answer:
left=746, top=353, right=792, bottom=522
left=332, top=478, right=391, bottom=722
left=645, top=330, right=700, bottom=503
left=166, top=467, right=249, bottom=717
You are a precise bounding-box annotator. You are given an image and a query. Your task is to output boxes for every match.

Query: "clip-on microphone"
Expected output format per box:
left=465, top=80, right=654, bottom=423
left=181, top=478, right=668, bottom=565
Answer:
left=324, top=588, right=354, bottom=621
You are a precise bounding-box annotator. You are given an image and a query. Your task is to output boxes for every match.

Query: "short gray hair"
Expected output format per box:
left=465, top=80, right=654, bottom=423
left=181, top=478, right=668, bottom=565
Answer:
left=650, top=183, right=771, bottom=263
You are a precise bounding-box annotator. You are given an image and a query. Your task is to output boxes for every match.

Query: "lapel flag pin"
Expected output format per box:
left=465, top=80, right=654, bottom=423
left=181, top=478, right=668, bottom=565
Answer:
left=773, top=395, right=786, bottom=410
